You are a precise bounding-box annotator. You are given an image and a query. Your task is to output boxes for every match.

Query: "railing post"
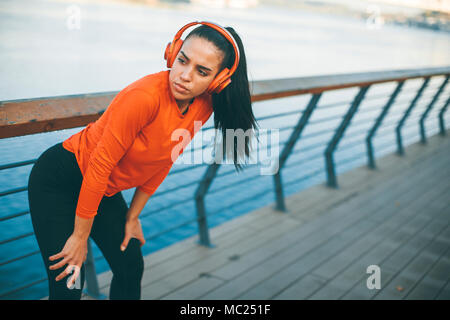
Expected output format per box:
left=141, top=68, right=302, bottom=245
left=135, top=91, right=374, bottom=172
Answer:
left=438, top=96, right=450, bottom=136
left=273, top=93, right=322, bottom=212
left=325, top=86, right=370, bottom=188
left=194, top=162, right=221, bottom=248
left=366, top=81, right=404, bottom=169
left=420, top=75, right=449, bottom=143
left=84, top=239, right=105, bottom=299
left=396, top=77, right=430, bottom=155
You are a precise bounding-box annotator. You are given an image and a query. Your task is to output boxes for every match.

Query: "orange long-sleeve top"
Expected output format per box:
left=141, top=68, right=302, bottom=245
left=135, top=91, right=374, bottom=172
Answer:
left=62, top=70, right=213, bottom=219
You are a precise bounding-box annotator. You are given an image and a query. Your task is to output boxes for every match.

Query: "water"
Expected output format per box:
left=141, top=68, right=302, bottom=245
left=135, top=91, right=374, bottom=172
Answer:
left=1, top=0, right=449, bottom=299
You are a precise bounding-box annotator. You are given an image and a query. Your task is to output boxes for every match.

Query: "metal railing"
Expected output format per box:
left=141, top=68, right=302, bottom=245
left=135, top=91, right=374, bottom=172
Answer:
left=1, top=66, right=449, bottom=299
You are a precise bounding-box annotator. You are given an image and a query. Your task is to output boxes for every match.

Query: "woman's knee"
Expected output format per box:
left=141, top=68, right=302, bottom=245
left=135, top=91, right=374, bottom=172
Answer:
left=117, top=238, right=144, bottom=279
left=48, top=265, right=85, bottom=300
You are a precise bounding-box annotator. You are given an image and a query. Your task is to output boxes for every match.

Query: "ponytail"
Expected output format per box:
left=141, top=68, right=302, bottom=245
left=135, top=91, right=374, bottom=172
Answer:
left=186, top=25, right=259, bottom=172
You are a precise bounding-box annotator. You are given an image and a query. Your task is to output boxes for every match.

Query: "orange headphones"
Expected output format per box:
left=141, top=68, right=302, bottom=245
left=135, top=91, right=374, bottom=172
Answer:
left=164, top=21, right=240, bottom=94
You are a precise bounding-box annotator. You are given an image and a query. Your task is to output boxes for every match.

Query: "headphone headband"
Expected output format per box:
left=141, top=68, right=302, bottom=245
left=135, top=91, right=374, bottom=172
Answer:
left=165, top=21, right=241, bottom=93
left=174, top=21, right=240, bottom=73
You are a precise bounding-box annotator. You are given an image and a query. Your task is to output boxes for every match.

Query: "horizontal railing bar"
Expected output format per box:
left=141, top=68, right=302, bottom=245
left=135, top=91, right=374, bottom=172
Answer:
left=0, top=232, right=34, bottom=245
left=309, top=114, right=345, bottom=125
left=209, top=172, right=264, bottom=195
left=256, top=109, right=304, bottom=122
left=342, top=125, right=376, bottom=140
left=337, top=138, right=367, bottom=152
left=169, top=163, right=206, bottom=175
left=266, top=129, right=331, bottom=155
left=373, top=139, right=396, bottom=153
left=0, top=250, right=40, bottom=267
left=0, top=186, right=27, bottom=197
left=139, top=195, right=194, bottom=219
left=335, top=150, right=367, bottom=166
left=215, top=166, right=241, bottom=179
left=0, top=210, right=30, bottom=222
left=403, top=130, right=422, bottom=141
left=207, top=184, right=273, bottom=217
left=144, top=178, right=203, bottom=199
left=379, top=113, right=428, bottom=128
left=301, top=127, right=336, bottom=139
left=0, top=159, right=37, bottom=171
left=144, top=216, right=200, bottom=242
left=0, top=278, right=47, bottom=299
left=278, top=125, right=297, bottom=132
left=353, top=105, right=384, bottom=115
left=290, top=141, right=325, bottom=156
left=316, top=99, right=352, bottom=110
left=284, top=151, right=323, bottom=170
left=283, top=166, right=324, bottom=188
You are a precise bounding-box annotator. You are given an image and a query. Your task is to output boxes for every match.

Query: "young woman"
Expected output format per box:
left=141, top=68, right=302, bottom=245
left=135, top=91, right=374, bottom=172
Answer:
left=27, top=21, right=258, bottom=300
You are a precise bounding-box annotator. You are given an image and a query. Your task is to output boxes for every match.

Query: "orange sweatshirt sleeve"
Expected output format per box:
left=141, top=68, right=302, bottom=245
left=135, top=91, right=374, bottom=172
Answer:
left=137, top=164, right=172, bottom=196
left=76, top=88, right=158, bottom=219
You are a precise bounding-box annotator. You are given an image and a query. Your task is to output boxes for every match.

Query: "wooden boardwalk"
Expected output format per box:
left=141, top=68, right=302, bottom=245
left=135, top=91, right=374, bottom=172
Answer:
left=93, top=131, right=450, bottom=300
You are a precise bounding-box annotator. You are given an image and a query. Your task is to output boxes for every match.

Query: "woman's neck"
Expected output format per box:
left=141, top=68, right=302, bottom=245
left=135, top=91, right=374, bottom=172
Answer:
left=177, top=98, right=195, bottom=113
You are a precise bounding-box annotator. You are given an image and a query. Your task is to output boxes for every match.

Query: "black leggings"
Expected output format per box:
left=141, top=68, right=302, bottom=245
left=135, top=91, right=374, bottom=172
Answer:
left=27, top=142, right=144, bottom=300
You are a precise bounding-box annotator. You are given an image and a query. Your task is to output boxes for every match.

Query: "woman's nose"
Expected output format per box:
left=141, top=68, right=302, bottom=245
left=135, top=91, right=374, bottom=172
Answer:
left=180, top=68, right=192, bottom=82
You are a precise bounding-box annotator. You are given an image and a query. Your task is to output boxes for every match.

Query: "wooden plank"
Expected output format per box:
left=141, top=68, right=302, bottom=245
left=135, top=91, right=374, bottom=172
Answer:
left=236, top=166, right=450, bottom=300
left=406, top=245, right=450, bottom=300
left=309, top=167, right=450, bottom=282
left=272, top=274, right=328, bottom=300
left=141, top=217, right=302, bottom=299
left=338, top=186, right=450, bottom=300
left=312, top=167, right=450, bottom=299
left=372, top=215, right=450, bottom=300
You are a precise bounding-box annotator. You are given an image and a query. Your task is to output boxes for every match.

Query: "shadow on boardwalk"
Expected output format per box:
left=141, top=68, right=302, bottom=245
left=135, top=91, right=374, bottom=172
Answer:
left=92, top=131, right=450, bottom=300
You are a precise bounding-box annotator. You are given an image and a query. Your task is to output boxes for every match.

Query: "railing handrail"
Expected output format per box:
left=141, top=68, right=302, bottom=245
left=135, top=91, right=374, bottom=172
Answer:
left=1, top=66, right=449, bottom=139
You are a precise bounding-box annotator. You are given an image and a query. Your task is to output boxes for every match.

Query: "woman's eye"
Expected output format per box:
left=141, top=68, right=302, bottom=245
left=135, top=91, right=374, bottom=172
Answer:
left=177, top=58, right=185, bottom=64
left=199, top=70, right=207, bottom=76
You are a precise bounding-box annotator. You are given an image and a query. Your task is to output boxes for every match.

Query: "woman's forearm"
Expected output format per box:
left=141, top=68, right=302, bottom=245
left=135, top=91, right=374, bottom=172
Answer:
left=72, top=188, right=149, bottom=241
left=73, top=215, right=94, bottom=241
left=127, top=188, right=151, bottom=221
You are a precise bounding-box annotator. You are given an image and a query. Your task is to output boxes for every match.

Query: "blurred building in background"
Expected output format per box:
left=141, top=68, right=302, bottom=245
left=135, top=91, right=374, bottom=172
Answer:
left=375, top=0, right=450, bottom=13
left=190, top=0, right=259, bottom=8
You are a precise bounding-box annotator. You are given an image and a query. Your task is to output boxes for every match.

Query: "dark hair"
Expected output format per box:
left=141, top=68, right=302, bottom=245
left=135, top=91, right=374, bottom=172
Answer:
left=185, top=25, right=259, bottom=172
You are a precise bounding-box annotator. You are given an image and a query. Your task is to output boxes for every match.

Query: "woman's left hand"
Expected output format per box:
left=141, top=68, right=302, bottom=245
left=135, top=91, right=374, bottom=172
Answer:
left=120, top=218, right=146, bottom=251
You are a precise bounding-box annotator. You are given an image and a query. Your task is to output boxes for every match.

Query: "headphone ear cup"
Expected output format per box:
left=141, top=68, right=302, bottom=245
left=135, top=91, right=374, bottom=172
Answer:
left=164, top=42, right=171, bottom=67
left=207, top=68, right=230, bottom=94
left=166, top=39, right=183, bottom=68
left=215, top=78, right=231, bottom=94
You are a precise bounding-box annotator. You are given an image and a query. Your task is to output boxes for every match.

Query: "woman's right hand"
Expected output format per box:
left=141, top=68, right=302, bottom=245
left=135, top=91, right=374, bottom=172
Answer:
left=48, top=233, right=88, bottom=287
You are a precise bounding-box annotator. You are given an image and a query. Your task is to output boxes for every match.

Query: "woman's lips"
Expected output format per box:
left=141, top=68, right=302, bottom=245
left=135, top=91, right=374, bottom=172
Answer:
left=173, top=82, right=189, bottom=94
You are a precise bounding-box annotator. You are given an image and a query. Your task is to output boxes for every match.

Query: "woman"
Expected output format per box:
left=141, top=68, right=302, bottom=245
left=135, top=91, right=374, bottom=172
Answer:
left=27, top=21, right=258, bottom=300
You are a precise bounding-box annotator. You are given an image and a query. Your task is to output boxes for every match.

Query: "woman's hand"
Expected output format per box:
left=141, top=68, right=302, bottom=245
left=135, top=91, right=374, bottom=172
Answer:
left=48, top=234, right=88, bottom=287
left=121, top=217, right=146, bottom=251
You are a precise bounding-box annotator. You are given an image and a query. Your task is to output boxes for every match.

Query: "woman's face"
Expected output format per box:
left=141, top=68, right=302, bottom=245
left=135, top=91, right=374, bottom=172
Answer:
left=169, top=36, right=224, bottom=107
